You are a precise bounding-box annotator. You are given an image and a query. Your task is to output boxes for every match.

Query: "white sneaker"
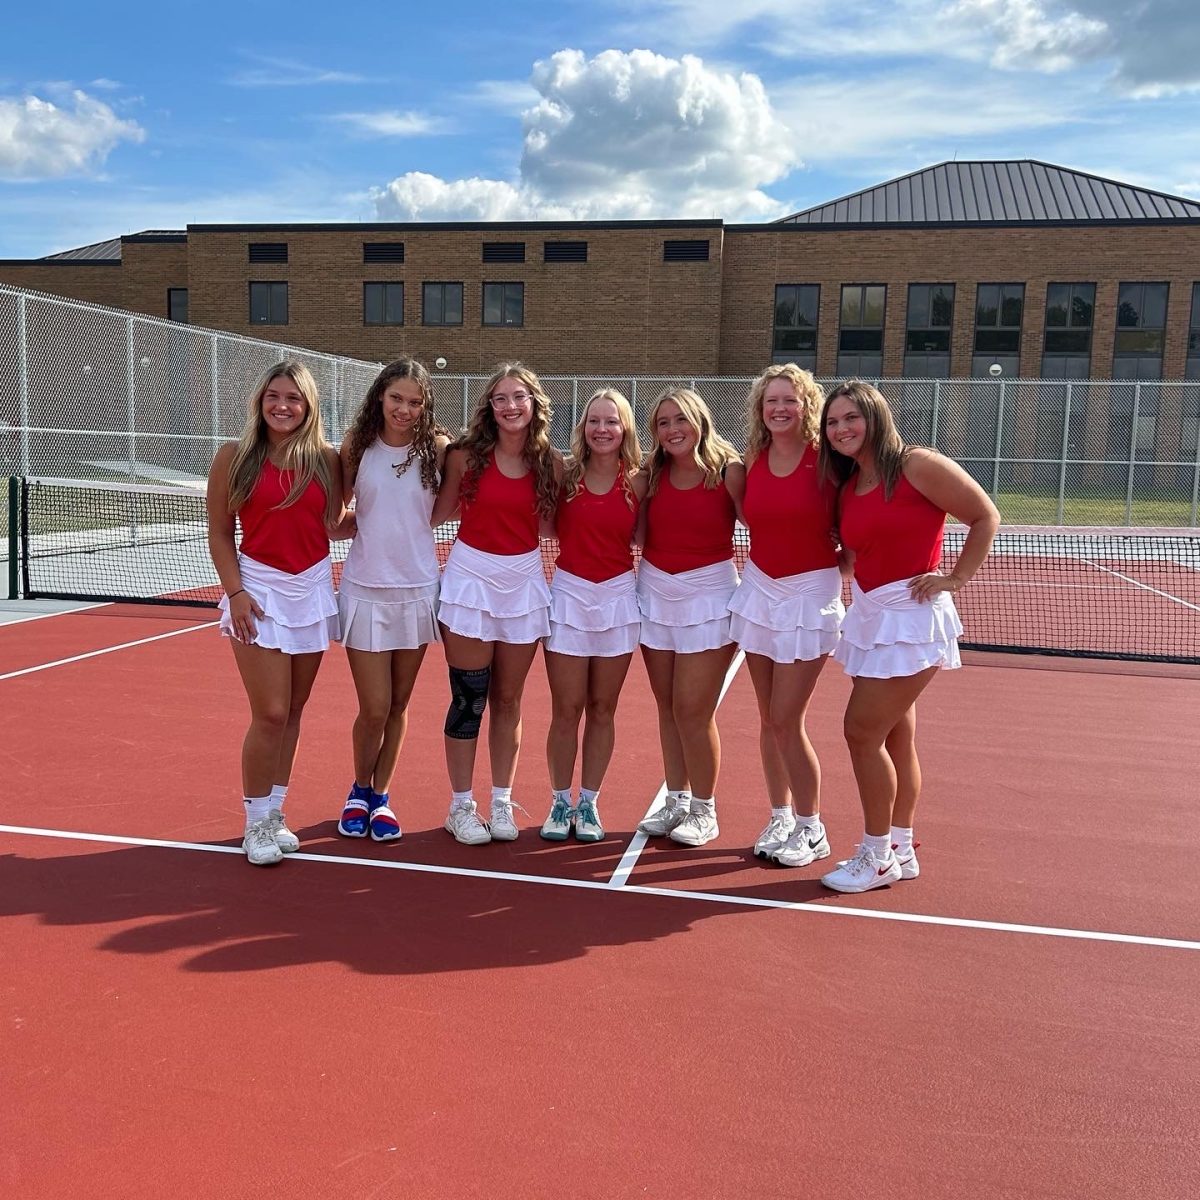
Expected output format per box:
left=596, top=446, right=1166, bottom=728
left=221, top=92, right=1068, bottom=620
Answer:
left=540, top=796, right=574, bottom=841
left=753, top=811, right=796, bottom=859
left=267, top=808, right=300, bottom=853
left=894, top=842, right=921, bottom=879
left=243, top=819, right=284, bottom=866
left=574, top=798, right=604, bottom=843
left=488, top=796, right=522, bottom=842
left=770, top=820, right=831, bottom=868
left=445, top=800, right=491, bottom=846
left=821, top=844, right=901, bottom=893
left=638, top=794, right=689, bottom=837
left=669, top=803, right=719, bottom=846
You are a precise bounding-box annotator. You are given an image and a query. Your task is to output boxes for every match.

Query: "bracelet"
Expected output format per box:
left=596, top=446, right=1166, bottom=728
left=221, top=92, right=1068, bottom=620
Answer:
left=227, top=588, right=246, bottom=600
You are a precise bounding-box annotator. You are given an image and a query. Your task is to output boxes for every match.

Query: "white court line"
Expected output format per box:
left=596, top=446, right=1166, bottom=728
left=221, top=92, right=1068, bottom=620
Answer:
left=0, top=602, right=105, bottom=626
left=1081, top=559, right=1200, bottom=613
left=606, top=649, right=746, bottom=889
left=2, top=823, right=1197, bottom=953
left=0, top=621, right=216, bottom=681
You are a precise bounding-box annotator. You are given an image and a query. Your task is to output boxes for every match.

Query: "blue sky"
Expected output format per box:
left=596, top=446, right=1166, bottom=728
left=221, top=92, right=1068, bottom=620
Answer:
left=2, top=0, right=1199, bottom=256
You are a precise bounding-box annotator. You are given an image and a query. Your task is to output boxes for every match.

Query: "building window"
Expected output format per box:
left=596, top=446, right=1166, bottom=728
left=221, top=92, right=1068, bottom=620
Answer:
left=544, top=241, right=587, bottom=263
left=1188, top=283, right=1200, bottom=381
left=772, top=284, right=819, bottom=369
left=1113, top=281, right=1168, bottom=380
left=972, top=283, right=1023, bottom=376
left=363, top=242, right=404, bottom=263
left=904, top=283, right=954, bottom=378
left=423, top=282, right=463, bottom=326
left=1041, top=282, right=1095, bottom=377
left=663, top=240, right=710, bottom=262
left=482, top=242, right=525, bottom=263
left=483, top=282, right=523, bottom=327
left=167, top=288, right=189, bottom=324
left=248, top=242, right=287, bottom=264
left=838, top=284, right=886, bottom=376
left=249, top=281, right=288, bottom=325
left=364, top=282, right=404, bottom=326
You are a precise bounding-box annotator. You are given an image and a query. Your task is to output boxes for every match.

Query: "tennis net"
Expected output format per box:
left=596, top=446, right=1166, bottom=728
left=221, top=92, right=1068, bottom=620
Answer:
left=15, top=475, right=1200, bottom=664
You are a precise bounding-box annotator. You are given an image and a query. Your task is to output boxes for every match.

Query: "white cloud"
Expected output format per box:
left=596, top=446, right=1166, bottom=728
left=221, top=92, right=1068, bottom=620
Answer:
left=0, top=89, right=144, bottom=181
left=328, top=110, right=451, bottom=137
left=227, top=53, right=373, bottom=87
left=948, top=0, right=1110, bottom=72
left=371, top=48, right=796, bottom=221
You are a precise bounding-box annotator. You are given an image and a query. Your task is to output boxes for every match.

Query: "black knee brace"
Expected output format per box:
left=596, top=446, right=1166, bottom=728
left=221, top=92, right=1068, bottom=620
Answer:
left=445, top=665, right=491, bottom=739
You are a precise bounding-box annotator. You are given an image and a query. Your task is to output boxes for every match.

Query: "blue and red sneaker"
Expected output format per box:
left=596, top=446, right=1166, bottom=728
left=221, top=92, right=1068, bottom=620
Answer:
left=368, top=792, right=402, bottom=842
left=337, top=782, right=372, bottom=838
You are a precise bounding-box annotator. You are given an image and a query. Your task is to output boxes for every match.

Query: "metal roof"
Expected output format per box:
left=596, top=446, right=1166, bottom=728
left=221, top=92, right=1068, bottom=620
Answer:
left=776, top=160, right=1200, bottom=226
left=40, top=230, right=186, bottom=261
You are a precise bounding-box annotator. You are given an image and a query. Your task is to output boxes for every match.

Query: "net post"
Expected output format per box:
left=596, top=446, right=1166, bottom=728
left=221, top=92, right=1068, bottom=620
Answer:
left=6, top=477, right=17, bottom=600
left=1125, top=381, right=1141, bottom=526
left=1057, top=381, right=1072, bottom=525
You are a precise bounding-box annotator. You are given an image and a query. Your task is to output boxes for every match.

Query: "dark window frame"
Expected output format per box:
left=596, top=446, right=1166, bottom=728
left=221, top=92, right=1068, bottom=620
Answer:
left=1114, top=280, right=1169, bottom=358
left=167, top=287, right=189, bottom=324
left=363, top=281, right=405, bottom=327
left=838, top=283, right=887, bottom=352
left=248, top=280, right=288, bottom=326
left=771, top=283, right=820, bottom=359
left=905, top=282, right=955, bottom=356
left=1189, top=282, right=1200, bottom=357
left=422, top=281, right=464, bottom=327
left=482, top=281, right=524, bottom=327
left=973, top=282, right=1024, bottom=355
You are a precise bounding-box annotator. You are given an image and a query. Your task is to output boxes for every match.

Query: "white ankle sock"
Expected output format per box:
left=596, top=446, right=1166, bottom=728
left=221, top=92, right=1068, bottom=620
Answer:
left=667, top=790, right=691, bottom=811
left=891, top=825, right=914, bottom=854
left=772, top=804, right=794, bottom=820
left=491, top=786, right=513, bottom=808
left=692, top=796, right=715, bottom=814
left=552, top=787, right=572, bottom=807
left=269, top=784, right=287, bottom=812
left=579, top=787, right=599, bottom=807
left=864, top=832, right=891, bottom=858
left=797, top=812, right=823, bottom=830
left=451, top=790, right=474, bottom=810
left=244, top=795, right=271, bottom=826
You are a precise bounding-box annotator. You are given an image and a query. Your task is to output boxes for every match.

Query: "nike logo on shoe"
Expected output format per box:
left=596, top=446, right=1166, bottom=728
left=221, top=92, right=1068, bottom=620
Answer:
left=877, top=863, right=894, bottom=875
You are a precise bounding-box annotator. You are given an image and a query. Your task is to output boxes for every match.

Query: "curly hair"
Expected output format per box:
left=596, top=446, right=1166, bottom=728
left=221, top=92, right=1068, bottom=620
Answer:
left=561, top=389, right=641, bottom=510
left=745, top=363, right=823, bottom=465
left=818, top=379, right=909, bottom=499
left=644, top=386, right=739, bottom=497
left=458, top=362, right=558, bottom=519
left=342, top=357, right=447, bottom=492
left=226, top=360, right=338, bottom=523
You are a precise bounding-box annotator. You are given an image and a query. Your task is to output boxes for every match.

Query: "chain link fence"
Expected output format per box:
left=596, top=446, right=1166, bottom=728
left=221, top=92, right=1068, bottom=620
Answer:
left=3, top=283, right=1199, bottom=525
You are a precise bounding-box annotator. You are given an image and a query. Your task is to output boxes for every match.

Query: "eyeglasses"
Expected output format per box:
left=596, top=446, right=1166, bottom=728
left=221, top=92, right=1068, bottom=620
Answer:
left=489, top=391, right=532, bottom=408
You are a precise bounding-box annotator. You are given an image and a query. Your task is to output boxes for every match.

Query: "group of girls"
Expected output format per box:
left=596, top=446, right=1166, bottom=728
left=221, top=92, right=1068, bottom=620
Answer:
left=207, top=355, right=998, bottom=894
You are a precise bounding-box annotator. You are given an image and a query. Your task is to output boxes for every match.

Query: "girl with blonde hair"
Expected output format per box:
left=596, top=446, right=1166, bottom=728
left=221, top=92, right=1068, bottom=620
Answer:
left=540, top=389, right=647, bottom=843
left=635, top=387, right=744, bottom=847
left=206, top=360, right=343, bottom=866
left=431, top=363, right=563, bottom=845
left=729, top=363, right=844, bottom=867
left=334, top=357, right=451, bottom=843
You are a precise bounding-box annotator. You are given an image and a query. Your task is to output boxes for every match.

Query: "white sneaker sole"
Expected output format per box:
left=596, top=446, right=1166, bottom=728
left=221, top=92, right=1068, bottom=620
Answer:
left=669, top=825, right=719, bottom=847
left=444, top=820, right=491, bottom=846
left=489, top=823, right=519, bottom=842
left=821, top=865, right=902, bottom=893
left=770, top=842, right=831, bottom=868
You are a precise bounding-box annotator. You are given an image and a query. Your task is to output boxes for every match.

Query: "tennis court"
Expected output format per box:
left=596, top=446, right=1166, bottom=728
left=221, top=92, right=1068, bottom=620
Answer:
left=2, top=484, right=1199, bottom=1199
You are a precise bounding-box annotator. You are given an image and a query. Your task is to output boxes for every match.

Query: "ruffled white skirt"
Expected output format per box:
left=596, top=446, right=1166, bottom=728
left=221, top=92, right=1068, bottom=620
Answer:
left=219, top=554, right=338, bottom=655
left=729, top=561, right=844, bottom=664
left=834, top=578, right=963, bottom=679
left=337, top=578, right=440, bottom=652
left=439, top=540, right=551, bottom=643
left=637, top=558, right=738, bottom=653
left=545, top=567, right=640, bottom=657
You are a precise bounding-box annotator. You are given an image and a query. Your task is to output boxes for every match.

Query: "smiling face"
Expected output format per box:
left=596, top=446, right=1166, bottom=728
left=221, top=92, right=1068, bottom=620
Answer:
left=654, top=399, right=699, bottom=458
left=259, top=374, right=308, bottom=441
left=488, top=374, right=535, bottom=434
left=583, top=397, right=624, bottom=457
left=761, top=376, right=803, bottom=438
left=381, top=377, right=426, bottom=440
left=824, top=394, right=868, bottom=461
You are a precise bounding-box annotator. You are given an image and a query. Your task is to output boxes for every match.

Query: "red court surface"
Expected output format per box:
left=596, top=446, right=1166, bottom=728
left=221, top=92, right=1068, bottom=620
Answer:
left=2, top=605, right=1199, bottom=1200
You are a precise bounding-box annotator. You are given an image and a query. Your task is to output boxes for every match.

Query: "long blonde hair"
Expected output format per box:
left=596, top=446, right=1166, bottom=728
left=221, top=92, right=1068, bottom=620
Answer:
left=457, top=362, right=558, bottom=519
left=818, top=379, right=909, bottom=499
left=226, top=361, right=338, bottom=522
left=562, top=389, right=641, bottom=509
left=644, top=387, right=739, bottom=496
left=745, top=363, right=823, bottom=465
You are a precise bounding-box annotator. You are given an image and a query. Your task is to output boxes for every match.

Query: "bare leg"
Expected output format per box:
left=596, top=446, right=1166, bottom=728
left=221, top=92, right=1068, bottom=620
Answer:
left=545, top=650, right=587, bottom=791
left=762, top=655, right=827, bottom=818
left=641, top=646, right=688, bottom=792
left=488, top=639, right=540, bottom=788
left=580, top=653, right=634, bottom=792
left=886, top=705, right=921, bottom=830
left=670, top=644, right=738, bottom=799
left=275, top=651, right=324, bottom=785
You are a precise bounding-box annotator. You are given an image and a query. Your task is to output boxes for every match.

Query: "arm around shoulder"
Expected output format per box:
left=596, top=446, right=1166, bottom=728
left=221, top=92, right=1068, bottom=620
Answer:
left=431, top=445, right=466, bottom=527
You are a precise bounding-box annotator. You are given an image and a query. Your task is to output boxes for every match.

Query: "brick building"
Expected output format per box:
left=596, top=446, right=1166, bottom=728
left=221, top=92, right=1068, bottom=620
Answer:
left=3, top=160, right=1200, bottom=381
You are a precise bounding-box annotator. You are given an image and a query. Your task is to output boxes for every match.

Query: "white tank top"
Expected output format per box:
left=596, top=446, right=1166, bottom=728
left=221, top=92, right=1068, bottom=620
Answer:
left=341, top=437, right=440, bottom=588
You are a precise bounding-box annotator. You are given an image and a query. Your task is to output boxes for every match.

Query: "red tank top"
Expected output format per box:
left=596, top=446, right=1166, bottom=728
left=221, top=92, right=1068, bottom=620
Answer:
left=839, top=472, right=945, bottom=593
left=744, top=445, right=838, bottom=579
left=555, top=471, right=638, bottom=583
left=642, top=468, right=736, bottom=575
left=458, top=454, right=539, bottom=555
left=238, top=460, right=330, bottom=575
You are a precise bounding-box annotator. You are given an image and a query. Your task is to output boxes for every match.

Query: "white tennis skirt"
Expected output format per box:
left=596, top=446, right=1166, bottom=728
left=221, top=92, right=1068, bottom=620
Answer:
left=637, top=558, right=738, bottom=654
left=218, top=554, right=338, bottom=655
left=439, top=540, right=551, bottom=644
left=337, top=578, right=440, bottom=652
left=729, top=561, right=845, bottom=664
left=545, top=567, right=640, bottom=657
left=834, top=578, right=963, bottom=679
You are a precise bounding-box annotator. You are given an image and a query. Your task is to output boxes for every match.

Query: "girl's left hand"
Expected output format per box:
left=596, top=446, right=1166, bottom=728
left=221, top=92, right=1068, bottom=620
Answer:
left=908, top=572, right=962, bottom=602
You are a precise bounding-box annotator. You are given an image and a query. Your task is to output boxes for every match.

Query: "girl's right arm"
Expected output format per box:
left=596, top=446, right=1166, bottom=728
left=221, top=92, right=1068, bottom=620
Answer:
left=206, top=444, right=263, bottom=642
left=431, top=446, right=466, bottom=528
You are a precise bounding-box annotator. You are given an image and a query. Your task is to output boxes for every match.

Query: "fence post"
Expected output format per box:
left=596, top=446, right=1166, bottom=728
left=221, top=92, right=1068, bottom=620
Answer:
left=1190, top=398, right=1200, bottom=527
left=991, top=380, right=1006, bottom=497
left=930, top=379, right=941, bottom=449
left=460, top=376, right=470, bottom=430
left=630, top=378, right=637, bottom=428
left=1057, top=382, right=1072, bottom=525
left=1125, top=382, right=1141, bottom=526
left=210, top=334, right=220, bottom=461
left=331, top=360, right=341, bottom=441
left=17, top=294, right=30, bottom=477
left=571, top=378, right=579, bottom=428
left=126, top=317, right=137, bottom=481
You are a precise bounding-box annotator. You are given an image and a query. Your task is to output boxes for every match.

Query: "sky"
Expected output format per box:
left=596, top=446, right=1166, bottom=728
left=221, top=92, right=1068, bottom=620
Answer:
left=2, top=0, right=1199, bottom=257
